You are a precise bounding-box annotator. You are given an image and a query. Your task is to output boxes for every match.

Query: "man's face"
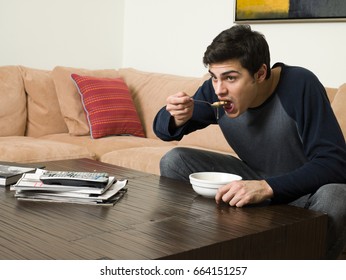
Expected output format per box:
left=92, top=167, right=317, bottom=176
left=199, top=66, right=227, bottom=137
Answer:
left=208, top=59, right=260, bottom=119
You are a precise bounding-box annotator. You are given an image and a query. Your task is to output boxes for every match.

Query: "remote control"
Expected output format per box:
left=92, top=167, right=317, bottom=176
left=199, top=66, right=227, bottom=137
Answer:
left=39, top=171, right=109, bottom=188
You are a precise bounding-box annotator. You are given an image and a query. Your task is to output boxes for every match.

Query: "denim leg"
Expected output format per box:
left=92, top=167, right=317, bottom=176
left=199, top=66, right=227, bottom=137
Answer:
left=160, top=147, right=261, bottom=182
left=290, top=183, right=346, bottom=259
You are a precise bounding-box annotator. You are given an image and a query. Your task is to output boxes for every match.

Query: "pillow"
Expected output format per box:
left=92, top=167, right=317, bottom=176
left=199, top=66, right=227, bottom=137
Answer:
left=71, top=74, right=145, bottom=139
left=52, top=66, right=120, bottom=136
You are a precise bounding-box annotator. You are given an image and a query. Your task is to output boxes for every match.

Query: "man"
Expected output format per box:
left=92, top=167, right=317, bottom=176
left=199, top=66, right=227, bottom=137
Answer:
left=153, top=25, right=346, bottom=259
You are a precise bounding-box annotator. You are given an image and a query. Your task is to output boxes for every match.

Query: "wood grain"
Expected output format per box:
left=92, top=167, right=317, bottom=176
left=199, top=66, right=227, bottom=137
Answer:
left=0, top=158, right=327, bottom=259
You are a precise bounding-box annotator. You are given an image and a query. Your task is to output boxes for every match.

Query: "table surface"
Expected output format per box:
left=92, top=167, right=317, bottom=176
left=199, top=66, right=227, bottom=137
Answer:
left=0, top=158, right=327, bottom=260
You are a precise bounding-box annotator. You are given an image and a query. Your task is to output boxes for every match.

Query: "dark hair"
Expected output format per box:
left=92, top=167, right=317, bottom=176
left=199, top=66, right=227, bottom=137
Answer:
left=203, top=25, right=271, bottom=79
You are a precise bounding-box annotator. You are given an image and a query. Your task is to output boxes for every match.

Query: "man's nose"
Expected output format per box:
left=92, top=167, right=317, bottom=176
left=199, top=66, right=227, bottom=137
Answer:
left=214, top=81, right=226, bottom=96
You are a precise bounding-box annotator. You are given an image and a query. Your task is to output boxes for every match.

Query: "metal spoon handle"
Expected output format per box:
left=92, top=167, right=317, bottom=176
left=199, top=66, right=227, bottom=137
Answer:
left=194, top=100, right=227, bottom=108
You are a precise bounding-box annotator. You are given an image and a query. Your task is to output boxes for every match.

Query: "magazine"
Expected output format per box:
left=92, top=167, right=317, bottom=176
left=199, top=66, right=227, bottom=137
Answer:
left=0, top=163, right=38, bottom=186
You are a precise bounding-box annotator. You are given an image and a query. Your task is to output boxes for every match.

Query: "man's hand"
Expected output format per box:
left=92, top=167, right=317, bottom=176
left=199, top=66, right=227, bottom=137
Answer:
left=215, top=180, right=274, bottom=207
left=166, top=92, right=194, bottom=127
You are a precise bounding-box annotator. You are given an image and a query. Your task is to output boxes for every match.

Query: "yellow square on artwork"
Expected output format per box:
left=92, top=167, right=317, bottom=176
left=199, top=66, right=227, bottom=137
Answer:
left=236, top=0, right=289, bottom=19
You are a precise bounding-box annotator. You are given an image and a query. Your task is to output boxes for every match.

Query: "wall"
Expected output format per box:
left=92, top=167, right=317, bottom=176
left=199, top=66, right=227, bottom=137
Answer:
left=123, top=0, right=346, bottom=87
left=1, top=0, right=345, bottom=87
left=0, top=0, right=124, bottom=70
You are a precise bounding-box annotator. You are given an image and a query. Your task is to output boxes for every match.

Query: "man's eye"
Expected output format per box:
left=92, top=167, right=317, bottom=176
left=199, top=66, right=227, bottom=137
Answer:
left=227, top=76, right=236, bottom=81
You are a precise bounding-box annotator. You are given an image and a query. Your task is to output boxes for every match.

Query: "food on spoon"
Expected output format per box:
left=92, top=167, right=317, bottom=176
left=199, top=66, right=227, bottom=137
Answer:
left=211, top=101, right=228, bottom=107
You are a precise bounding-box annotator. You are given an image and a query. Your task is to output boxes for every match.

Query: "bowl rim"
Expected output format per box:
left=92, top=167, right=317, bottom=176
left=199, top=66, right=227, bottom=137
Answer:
left=189, top=171, right=242, bottom=185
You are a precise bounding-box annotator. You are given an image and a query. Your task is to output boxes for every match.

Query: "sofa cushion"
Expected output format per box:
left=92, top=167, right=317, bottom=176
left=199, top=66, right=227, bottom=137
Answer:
left=41, top=133, right=176, bottom=160
left=119, top=68, right=204, bottom=139
left=331, top=83, right=346, bottom=138
left=100, top=146, right=176, bottom=175
left=0, top=136, right=95, bottom=163
left=178, top=125, right=233, bottom=153
left=20, top=66, right=68, bottom=137
left=0, top=66, right=26, bottom=136
left=52, top=66, right=119, bottom=136
left=100, top=144, right=236, bottom=176
left=71, top=74, right=145, bottom=139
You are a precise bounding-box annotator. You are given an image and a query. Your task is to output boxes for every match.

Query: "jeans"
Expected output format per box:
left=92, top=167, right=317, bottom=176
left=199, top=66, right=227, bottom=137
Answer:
left=160, top=147, right=346, bottom=259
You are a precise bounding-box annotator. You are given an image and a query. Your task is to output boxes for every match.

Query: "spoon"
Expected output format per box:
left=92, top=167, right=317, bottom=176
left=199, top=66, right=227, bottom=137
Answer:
left=193, top=100, right=228, bottom=108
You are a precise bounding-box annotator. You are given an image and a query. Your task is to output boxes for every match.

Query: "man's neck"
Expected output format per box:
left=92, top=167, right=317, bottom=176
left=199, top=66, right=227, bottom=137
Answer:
left=258, top=66, right=281, bottom=105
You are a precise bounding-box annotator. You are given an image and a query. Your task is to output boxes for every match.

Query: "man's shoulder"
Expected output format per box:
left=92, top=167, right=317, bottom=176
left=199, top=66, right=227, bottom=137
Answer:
left=276, top=63, right=319, bottom=83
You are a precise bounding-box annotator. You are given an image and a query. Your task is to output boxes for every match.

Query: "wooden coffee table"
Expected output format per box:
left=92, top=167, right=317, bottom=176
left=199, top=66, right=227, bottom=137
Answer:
left=0, top=158, right=327, bottom=259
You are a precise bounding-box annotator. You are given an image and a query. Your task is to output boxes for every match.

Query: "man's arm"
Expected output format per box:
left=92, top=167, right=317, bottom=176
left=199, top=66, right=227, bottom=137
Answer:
left=153, top=79, right=218, bottom=141
left=267, top=69, right=346, bottom=203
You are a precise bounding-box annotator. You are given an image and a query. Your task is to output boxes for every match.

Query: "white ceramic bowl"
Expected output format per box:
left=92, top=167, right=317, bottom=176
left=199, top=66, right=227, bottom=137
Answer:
left=189, top=172, right=242, bottom=198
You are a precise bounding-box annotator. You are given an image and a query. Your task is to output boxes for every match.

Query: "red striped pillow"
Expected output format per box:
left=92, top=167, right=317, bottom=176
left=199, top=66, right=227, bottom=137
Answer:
left=71, top=74, right=145, bottom=139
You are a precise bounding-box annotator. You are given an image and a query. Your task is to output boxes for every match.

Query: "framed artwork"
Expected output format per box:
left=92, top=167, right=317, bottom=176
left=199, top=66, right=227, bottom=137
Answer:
left=234, top=0, right=346, bottom=23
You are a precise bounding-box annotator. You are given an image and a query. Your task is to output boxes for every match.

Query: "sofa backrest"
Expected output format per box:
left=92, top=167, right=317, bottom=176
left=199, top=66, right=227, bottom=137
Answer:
left=0, top=65, right=70, bottom=137
left=119, top=68, right=204, bottom=139
left=0, top=66, right=26, bottom=136
left=20, top=66, right=68, bottom=137
left=0, top=65, right=344, bottom=144
left=331, top=83, right=346, bottom=138
left=325, top=87, right=338, bottom=102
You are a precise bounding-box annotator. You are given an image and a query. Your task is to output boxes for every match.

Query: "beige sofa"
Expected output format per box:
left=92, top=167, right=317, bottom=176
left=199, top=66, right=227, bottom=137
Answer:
left=1, top=65, right=345, bottom=176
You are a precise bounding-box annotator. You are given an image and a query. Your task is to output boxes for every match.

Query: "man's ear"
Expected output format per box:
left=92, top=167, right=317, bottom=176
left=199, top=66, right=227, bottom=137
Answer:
left=255, top=64, right=267, bottom=82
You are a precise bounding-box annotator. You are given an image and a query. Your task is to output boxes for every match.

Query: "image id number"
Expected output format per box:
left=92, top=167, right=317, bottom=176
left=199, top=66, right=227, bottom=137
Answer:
left=193, top=266, right=247, bottom=276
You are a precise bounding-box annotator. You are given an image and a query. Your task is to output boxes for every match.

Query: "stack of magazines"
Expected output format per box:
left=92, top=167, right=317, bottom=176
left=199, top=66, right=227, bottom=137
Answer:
left=11, top=169, right=127, bottom=206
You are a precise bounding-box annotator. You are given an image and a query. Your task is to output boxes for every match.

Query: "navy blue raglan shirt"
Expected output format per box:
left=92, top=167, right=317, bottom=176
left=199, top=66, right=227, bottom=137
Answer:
left=153, top=63, right=346, bottom=203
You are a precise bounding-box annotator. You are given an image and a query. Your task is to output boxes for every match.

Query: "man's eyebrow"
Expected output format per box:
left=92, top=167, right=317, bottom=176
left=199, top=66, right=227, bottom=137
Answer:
left=208, top=69, right=241, bottom=77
